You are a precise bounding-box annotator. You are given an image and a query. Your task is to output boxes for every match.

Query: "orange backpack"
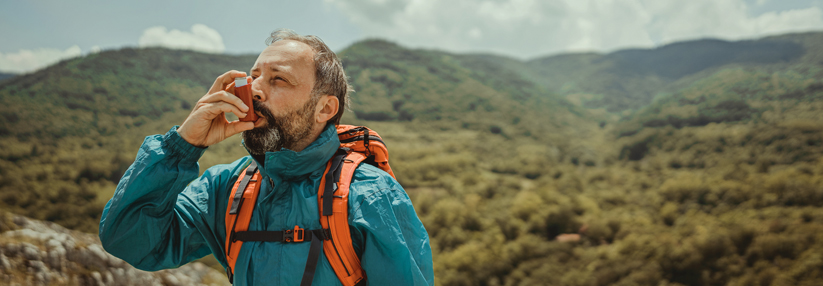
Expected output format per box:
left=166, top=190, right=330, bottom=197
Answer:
left=224, top=125, right=395, bottom=285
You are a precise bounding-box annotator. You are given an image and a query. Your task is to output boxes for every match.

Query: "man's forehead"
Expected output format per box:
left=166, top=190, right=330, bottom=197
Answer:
left=253, top=40, right=315, bottom=71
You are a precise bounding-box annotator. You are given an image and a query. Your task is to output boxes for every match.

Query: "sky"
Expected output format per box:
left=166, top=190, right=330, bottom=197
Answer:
left=2, top=0, right=823, bottom=73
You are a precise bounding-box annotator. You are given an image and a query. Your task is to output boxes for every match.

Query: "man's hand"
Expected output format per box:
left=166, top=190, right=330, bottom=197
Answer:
left=178, top=70, right=255, bottom=148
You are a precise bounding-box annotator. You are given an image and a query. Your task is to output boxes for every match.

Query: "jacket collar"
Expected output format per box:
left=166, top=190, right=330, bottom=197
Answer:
left=247, top=124, right=339, bottom=182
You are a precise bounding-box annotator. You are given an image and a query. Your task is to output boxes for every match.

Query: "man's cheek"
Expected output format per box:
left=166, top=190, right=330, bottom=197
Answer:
left=253, top=117, right=268, bottom=128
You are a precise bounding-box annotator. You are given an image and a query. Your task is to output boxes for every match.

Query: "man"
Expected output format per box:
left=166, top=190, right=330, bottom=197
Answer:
left=99, top=29, right=434, bottom=286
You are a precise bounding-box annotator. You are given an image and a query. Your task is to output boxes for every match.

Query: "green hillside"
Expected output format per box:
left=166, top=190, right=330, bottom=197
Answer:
left=3, top=32, right=823, bottom=286
left=0, top=49, right=258, bottom=232
left=527, top=33, right=816, bottom=113
left=338, top=40, right=598, bottom=151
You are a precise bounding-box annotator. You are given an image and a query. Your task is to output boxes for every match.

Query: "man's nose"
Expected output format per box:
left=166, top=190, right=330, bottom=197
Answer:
left=251, top=77, right=265, bottom=101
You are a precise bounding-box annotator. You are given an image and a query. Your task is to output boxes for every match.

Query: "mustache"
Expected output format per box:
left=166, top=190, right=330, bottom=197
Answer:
left=242, top=100, right=280, bottom=155
left=252, top=100, right=275, bottom=124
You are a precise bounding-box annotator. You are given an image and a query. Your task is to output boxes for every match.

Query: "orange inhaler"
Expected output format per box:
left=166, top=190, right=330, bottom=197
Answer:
left=226, top=77, right=258, bottom=122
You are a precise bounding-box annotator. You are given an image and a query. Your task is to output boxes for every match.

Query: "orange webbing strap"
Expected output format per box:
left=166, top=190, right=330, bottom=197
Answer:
left=224, top=161, right=262, bottom=282
left=317, top=151, right=367, bottom=286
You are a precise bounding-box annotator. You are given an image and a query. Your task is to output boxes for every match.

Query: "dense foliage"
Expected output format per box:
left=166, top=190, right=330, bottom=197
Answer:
left=0, top=49, right=256, bottom=232
left=2, top=32, right=823, bottom=285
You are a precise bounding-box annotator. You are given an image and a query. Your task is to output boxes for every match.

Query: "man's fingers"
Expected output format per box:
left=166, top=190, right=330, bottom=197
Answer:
left=198, top=102, right=247, bottom=119
left=208, top=70, right=247, bottom=94
left=198, top=91, right=249, bottom=112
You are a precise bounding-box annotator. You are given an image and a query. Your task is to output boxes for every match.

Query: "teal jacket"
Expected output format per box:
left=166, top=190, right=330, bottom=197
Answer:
left=99, top=124, right=434, bottom=286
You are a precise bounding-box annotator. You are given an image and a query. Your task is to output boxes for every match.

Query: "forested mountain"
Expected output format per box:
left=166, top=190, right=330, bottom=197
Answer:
left=0, top=72, right=15, bottom=82
left=525, top=34, right=816, bottom=113
left=2, top=32, right=823, bottom=286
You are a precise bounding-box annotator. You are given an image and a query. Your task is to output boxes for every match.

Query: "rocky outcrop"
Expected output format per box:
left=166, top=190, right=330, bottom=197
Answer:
left=0, top=212, right=230, bottom=286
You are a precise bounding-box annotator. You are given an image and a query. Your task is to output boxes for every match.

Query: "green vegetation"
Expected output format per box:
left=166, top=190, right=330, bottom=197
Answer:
left=0, top=48, right=256, bottom=232
left=2, top=32, right=823, bottom=285
left=527, top=35, right=810, bottom=113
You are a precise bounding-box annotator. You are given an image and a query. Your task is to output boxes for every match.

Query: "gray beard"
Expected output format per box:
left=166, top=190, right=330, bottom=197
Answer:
left=242, top=97, right=317, bottom=155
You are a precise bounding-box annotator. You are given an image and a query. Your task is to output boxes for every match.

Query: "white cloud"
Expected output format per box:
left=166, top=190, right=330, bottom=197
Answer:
left=138, top=24, right=225, bottom=53
left=0, top=23, right=225, bottom=74
left=646, top=1, right=823, bottom=45
left=753, top=8, right=823, bottom=35
left=0, top=45, right=82, bottom=74
left=326, top=0, right=823, bottom=59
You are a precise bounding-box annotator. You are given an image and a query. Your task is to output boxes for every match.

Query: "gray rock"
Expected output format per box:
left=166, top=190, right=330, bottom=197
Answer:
left=63, top=238, right=76, bottom=250
left=111, top=267, right=124, bottom=282
left=86, top=243, right=111, bottom=268
left=70, top=275, right=81, bottom=285
left=91, top=271, right=104, bottom=286
left=1, top=213, right=230, bottom=286
left=33, top=270, right=48, bottom=285
left=103, top=270, right=114, bottom=285
left=0, top=254, right=10, bottom=270
left=27, top=260, right=45, bottom=272
left=163, top=272, right=181, bottom=286
left=4, top=242, right=19, bottom=256
left=21, top=242, right=40, bottom=261
left=12, top=216, right=25, bottom=227
left=46, top=239, right=66, bottom=270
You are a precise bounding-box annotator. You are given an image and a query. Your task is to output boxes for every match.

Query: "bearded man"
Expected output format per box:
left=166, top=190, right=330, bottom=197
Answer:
left=99, top=29, right=434, bottom=286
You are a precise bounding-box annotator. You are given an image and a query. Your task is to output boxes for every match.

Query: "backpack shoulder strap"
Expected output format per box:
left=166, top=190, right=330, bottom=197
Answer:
left=317, top=150, right=368, bottom=286
left=224, top=160, right=262, bottom=283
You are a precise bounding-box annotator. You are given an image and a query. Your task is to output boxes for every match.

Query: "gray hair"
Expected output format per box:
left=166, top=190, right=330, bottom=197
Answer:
left=266, top=29, right=351, bottom=125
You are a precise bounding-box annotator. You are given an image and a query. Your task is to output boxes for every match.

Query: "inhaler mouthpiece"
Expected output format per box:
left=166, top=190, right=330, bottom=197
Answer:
left=235, top=77, right=247, bottom=87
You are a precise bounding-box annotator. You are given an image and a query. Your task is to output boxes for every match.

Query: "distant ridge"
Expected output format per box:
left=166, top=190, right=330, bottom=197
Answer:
left=526, top=32, right=822, bottom=112
left=0, top=72, right=15, bottom=82
left=605, top=38, right=804, bottom=78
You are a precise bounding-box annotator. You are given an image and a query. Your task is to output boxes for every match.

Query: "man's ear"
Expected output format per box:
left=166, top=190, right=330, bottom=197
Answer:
left=315, top=95, right=339, bottom=124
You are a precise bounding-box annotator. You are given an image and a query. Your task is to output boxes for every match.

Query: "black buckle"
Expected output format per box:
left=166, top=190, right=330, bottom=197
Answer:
left=284, top=225, right=305, bottom=243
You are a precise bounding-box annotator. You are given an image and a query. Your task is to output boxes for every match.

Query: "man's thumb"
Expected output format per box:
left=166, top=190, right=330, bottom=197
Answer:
left=227, top=121, right=255, bottom=136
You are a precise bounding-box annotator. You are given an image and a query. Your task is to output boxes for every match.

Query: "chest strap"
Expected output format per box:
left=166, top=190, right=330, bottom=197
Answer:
left=233, top=226, right=329, bottom=243
left=232, top=225, right=329, bottom=286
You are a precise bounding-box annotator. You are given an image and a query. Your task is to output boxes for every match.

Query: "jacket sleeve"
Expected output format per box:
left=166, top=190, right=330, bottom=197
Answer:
left=98, top=126, right=240, bottom=271
left=349, top=167, right=435, bottom=286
